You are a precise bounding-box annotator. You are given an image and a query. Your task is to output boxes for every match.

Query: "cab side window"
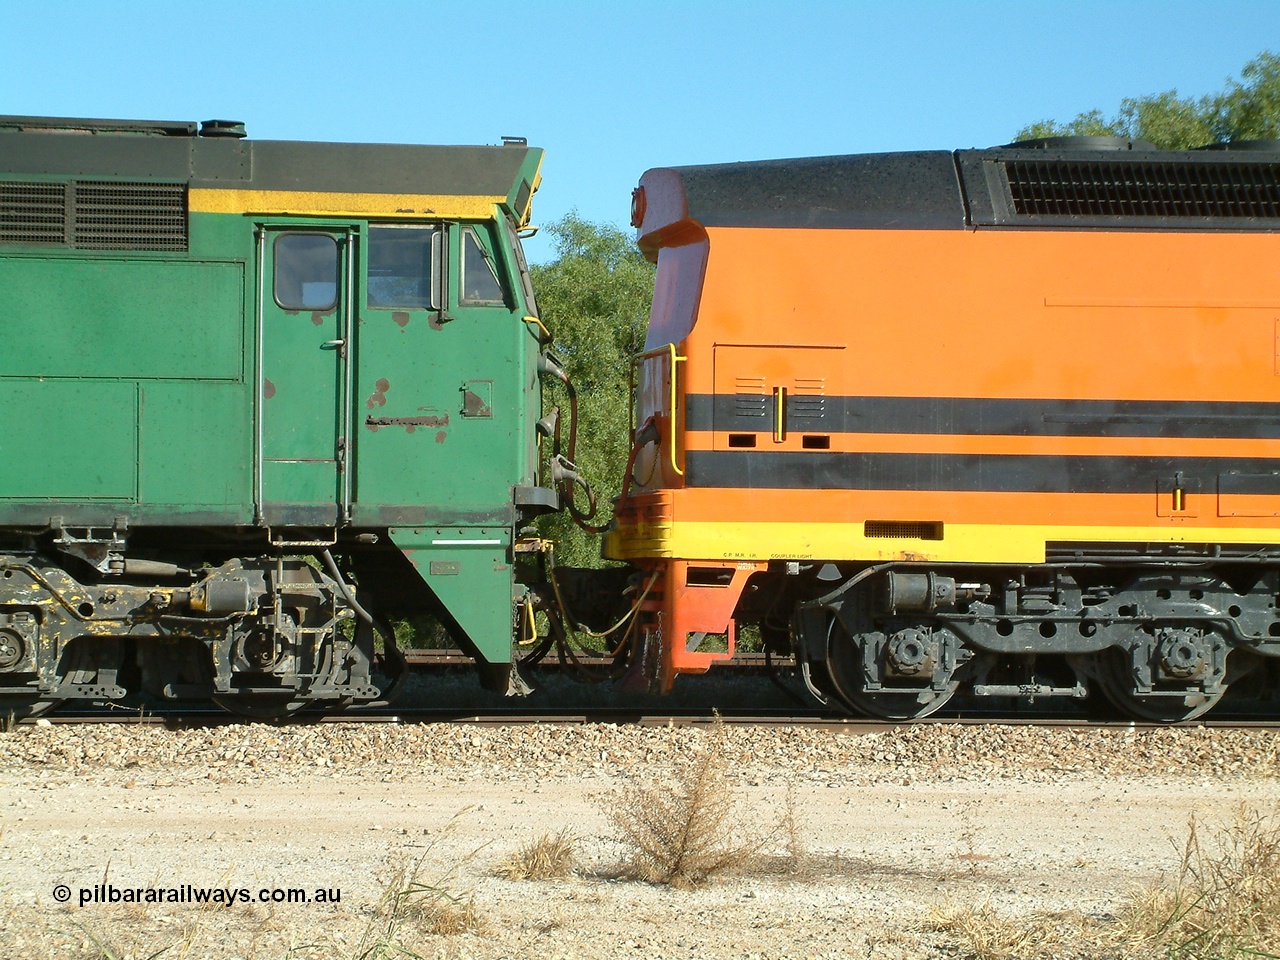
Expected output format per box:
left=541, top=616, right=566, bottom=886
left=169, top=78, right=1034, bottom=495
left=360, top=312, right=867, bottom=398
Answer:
left=367, top=225, right=439, bottom=310
left=274, top=234, right=338, bottom=310
left=460, top=226, right=508, bottom=305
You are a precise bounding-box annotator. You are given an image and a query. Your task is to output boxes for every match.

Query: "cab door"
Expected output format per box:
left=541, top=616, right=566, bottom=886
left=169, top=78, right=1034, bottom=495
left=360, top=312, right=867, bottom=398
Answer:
left=258, top=228, right=355, bottom=526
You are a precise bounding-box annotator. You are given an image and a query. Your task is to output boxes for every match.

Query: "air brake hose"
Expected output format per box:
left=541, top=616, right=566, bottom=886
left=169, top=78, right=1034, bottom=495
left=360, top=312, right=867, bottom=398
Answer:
left=318, top=548, right=407, bottom=704
left=538, top=350, right=602, bottom=529
left=319, top=549, right=374, bottom=626
left=537, top=350, right=577, bottom=459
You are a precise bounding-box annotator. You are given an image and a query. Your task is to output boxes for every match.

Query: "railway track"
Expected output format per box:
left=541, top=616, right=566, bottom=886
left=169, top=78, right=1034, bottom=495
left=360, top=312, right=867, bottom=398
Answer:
left=10, top=648, right=1279, bottom=727
left=22, top=704, right=1280, bottom=731
left=399, top=647, right=778, bottom=668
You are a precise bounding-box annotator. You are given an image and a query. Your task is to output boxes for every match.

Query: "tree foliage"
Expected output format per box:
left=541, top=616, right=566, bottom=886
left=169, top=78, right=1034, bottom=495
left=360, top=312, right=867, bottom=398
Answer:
left=530, top=213, right=655, bottom=567
left=1015, top=51, right=1280, bottom=149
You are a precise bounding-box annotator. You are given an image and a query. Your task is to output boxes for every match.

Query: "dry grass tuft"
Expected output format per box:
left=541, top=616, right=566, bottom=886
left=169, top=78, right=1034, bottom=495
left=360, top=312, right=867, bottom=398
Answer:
left=369, top=850, right=485, bottom=942
left=353, top=811, right=488, bottom=955
left=605, top=715, right=753, bottom=888
left=927, top=808, right=1280, bottom=960
left=924, top=901, right=1093, bottom=960
left=494, top=828, right=578, bottom=881
left=779, top=781, right=806, bottom=869
left=1116, top=805, right=1280, bottom=960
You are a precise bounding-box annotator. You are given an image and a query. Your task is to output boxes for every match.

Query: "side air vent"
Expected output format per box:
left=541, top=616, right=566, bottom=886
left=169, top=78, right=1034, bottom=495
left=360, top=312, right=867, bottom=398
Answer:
left=0, top=181, right=66, bottom=244
left=72, top=182, right=187, bottom=250
left=864, top=520, right=944, bottom=541
left=1003, top=160, right=1280, bottom=218
left=0, top=180, right=187, bottom=250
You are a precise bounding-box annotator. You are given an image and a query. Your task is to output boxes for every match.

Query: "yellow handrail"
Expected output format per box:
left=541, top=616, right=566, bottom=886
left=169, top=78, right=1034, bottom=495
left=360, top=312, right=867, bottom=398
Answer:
left=633, top=343, right=686, bottom=477
left=522, top=314, right=552, bottom=343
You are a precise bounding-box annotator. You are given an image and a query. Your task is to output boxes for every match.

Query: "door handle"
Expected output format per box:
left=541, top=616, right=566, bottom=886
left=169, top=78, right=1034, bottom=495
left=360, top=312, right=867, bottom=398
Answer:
left=321, top=338, right=347, bottom=358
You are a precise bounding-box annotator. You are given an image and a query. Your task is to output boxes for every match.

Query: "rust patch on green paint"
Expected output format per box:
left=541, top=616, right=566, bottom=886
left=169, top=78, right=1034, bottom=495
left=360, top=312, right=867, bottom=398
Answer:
left=366, top=378, right=390, bottom=409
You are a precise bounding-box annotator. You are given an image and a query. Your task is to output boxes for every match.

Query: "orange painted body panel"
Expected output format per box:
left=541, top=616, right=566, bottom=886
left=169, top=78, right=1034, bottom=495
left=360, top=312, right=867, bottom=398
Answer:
left=627, top=225, right=1280, bottom=533
left=615, top=213, right=1280, bottom=685
left=684, top=227, right=1280, bottom=403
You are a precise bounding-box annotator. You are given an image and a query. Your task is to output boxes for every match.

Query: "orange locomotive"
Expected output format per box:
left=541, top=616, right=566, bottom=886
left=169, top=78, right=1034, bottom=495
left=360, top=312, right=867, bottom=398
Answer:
left=605, top=137, right=1280, bottom=721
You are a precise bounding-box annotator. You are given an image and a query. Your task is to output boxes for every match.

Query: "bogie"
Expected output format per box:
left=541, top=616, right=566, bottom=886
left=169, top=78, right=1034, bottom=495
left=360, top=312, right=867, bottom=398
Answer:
left=785, top=562, right=1280, bottom=721
left=0, top=551, right=382, bottom=719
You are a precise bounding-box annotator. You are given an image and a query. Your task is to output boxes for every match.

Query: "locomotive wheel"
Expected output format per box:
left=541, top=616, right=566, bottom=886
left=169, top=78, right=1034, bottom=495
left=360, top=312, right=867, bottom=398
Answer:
left=0, top=640, right=104, bottom=721
left=825, top=618, right=959, bottom=721
left=212, top=695, right=311, bottom=719
left=1091, top=648, right=1224, bottom=723
left=211, top=692, right=312, bottom=720
left=0, top=692, right=62, bottom=721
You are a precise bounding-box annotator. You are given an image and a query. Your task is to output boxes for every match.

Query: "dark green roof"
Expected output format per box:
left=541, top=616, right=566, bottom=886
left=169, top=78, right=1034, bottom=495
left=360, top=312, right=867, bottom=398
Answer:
left=0, top=115, right=541, bottom=207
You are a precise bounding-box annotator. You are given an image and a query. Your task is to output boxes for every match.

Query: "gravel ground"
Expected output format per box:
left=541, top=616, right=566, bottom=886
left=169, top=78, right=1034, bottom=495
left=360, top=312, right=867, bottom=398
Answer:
left=1, top=719, right=1278, bottom=959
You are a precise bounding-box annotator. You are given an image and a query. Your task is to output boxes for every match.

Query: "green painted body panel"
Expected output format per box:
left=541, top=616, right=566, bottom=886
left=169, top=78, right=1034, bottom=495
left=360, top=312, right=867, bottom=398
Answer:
left=139, top=380, right=249, bottom=508
left=261, top=227, right=348, bottom=522
left=0, top=380, right=137, bottom=499
left=0, top=215, right=255, bottom=518
left=354, top=222, right=537, bottom=521
left=0, top=122, right=549, bottom=667
left=0, top=258, right=244, bottom=380
left=390, top=527, right=517, bottom=664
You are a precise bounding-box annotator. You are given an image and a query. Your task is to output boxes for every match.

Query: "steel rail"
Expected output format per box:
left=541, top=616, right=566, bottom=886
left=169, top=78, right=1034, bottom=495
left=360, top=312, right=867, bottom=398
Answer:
left=22, top=706, right=1280, bottom=732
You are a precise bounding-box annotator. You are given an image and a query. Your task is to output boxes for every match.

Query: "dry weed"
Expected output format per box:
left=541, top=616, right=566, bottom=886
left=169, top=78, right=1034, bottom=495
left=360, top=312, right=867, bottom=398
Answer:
left=779, top=781, right=806, bottom=868
left=66, top=925, right=169, bottom=960
left=494, top=828, right=577, bottom=881
left=753, top=781, right=812, bottom=877
left=370, top=851, right=485, bottom=941
left=349, top=811, right=487, bottom=957
left=925, top=900, right=1093, bottom=960
left=1116, top=805, right=1280, bottom=960
left=605, top=715, right=753, bottom=888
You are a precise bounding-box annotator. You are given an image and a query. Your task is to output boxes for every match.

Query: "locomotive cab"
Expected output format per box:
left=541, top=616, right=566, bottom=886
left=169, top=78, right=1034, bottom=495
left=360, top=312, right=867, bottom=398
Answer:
left=0, top=116, right=555, bottom=717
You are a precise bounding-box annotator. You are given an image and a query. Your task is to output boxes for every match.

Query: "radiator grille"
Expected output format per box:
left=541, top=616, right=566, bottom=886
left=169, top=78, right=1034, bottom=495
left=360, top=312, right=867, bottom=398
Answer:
left=0, top=181, right=65, bottom=244
left=1003, top=160, right=1280, bottom=218
left=72, top=182, right=187, bottom=250
left=0, top=180, right=187, bottom=250
left=864, top=520, right=944, bottom=541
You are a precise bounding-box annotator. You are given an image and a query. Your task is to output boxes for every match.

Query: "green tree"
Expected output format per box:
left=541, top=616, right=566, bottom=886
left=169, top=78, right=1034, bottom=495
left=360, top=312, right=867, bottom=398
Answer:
left=531, top=213, right=655, bottom=568
left=1015, top=51, right=1280, bottom=149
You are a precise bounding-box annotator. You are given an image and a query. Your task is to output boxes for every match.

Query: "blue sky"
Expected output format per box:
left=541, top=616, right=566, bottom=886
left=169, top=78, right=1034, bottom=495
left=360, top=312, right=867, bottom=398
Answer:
left=4, top=1, right=1274, bottom=261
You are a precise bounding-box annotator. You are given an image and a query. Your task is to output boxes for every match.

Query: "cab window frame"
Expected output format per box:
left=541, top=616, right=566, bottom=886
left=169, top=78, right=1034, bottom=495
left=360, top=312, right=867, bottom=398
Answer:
left=459, top=223, right=511, bottom=307
left=365, top=222, right=442, bottom=312
left=501, top=214, right=538, bottom=317
left=273, top=232, right=340, bottom=312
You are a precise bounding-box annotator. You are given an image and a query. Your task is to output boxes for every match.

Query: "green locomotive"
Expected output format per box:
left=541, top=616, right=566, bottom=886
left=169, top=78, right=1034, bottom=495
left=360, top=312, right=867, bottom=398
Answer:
left=0, top=116, right=555, bottom=717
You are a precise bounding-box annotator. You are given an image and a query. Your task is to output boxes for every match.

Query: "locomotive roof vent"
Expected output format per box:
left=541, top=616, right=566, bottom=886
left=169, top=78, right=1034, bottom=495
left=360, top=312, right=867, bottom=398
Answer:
left=0, top=115, right=199, bottom=137
left=1195, top=139, right=1280, bottom=152
left=1004, top=135, right=1157, bottom=151
left=199, top=119, right=247, bottom=139
left=999, top=155, right=1280, bottom=219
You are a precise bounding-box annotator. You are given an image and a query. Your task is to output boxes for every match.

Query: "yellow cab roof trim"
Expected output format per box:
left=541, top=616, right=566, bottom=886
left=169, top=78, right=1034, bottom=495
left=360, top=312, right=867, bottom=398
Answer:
left=189, top=188, right=505, bottom=220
